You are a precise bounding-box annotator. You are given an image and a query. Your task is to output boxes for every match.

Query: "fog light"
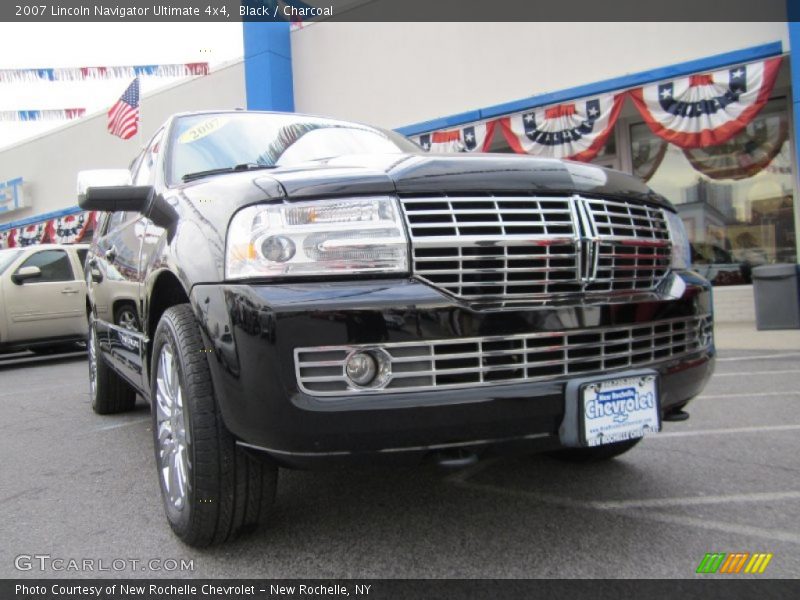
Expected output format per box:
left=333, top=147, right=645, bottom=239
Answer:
left=345, top=351, right=377, bottom=386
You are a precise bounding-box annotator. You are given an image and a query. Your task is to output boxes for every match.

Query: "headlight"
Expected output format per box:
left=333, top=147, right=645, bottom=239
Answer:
left=225, top=196, right=409, bottom=279
left=665, top=210, right=691, bottom=270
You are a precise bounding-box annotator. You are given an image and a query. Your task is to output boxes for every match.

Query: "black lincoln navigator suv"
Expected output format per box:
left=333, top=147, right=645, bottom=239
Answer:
left=79, top=111, right=714, bottom=546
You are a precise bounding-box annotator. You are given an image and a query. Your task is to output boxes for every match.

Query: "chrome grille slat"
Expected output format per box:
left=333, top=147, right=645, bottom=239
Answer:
left=418, top=267, right=577, bottom=274
left=407, top=219, right=577, bottom=226
left=453, top=280, right=580, bottom=288
left=400, top=194, right=672, bottom=302
left=413, top=253, right=577, bottom=261
left=295, top=315, right=713, bottom=396
left=410, top=235, right=577, bottom=244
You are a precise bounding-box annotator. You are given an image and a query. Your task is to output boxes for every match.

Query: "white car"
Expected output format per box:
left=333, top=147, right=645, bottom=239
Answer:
left=0, top=243, right=89, bottom=354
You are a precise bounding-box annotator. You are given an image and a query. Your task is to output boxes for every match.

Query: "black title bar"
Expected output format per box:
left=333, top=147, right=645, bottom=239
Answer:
left=5, top=579, right=800, bottom=600
left=0, top=0, right=793, bottom=22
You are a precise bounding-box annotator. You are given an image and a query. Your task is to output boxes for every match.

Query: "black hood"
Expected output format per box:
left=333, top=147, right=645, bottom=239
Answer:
left=248, top=153, right=673, bottom=210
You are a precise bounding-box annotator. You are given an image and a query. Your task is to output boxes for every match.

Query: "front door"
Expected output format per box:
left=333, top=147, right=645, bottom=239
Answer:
left=93, top=212, right=146, bottom=388
left=2, top=248, right=85, bottom=342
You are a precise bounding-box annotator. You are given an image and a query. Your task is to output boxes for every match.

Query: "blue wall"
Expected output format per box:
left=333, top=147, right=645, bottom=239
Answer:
left=242, top=22, right=294, bottom=112
left=789, top=5, right=800, bottom=169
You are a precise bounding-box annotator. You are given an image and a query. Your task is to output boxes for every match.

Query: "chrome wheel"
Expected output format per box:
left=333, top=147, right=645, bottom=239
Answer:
left=155, top=344, right=189, bottom=511
left=88, top=322, right=97, bottom=399
left=117, top=308, right=138, bottom=331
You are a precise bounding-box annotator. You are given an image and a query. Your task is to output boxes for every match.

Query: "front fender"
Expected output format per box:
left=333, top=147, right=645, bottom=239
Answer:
left=0, top=279, right=8, bottom=343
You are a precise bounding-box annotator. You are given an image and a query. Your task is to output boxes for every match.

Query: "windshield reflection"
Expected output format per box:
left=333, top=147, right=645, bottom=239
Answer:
left=169, top=113, right=419, bottom=184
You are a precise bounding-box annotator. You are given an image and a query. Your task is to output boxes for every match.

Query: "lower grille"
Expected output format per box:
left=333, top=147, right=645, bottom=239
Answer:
left=295, top=314, right=713, bottom=396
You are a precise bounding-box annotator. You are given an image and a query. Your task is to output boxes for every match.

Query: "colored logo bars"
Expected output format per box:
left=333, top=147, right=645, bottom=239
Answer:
left=696, top=552, right=773, bottom=574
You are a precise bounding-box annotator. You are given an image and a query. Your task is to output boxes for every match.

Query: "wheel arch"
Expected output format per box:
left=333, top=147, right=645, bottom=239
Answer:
left=112, top=299, right=138, bottom=323
left=146, top=270, right=190, bottom=371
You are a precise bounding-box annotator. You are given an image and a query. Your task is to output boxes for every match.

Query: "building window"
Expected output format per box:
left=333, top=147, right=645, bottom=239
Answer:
left=629, top=97, right=796, bottom=286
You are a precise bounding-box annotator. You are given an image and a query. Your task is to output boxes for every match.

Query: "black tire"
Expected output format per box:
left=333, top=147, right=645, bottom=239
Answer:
left=151, top=304, right=277, bottom=547
left=88, top=320, right=137, bottom=414
left=546, top=438, right=642, bottom=463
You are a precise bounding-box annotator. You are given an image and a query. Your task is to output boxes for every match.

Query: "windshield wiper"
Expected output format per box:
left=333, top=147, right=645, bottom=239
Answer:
left=181, top=163, right=277, bottom=183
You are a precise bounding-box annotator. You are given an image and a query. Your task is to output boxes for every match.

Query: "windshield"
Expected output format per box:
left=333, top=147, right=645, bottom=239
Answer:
left=0, top=248, right=22, bottom=275
left=168, top=113, right=420, bottom=184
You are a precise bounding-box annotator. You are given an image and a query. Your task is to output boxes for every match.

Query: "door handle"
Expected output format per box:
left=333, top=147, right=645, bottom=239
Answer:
left=106, top=246, right=117, bottom=264
left=61, top=289, right=80, bottom=295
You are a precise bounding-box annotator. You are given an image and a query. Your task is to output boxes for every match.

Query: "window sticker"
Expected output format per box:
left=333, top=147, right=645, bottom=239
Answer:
left=178, top=117, right=228, bottom=144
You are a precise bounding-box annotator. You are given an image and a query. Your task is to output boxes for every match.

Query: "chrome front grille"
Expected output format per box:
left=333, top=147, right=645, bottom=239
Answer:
left=401, top=195, right=581, bottom=298
left=295, top=314, right=713, bottom=396
left=399, top=194, right=672, bottom=303
left=582, top=197, right=671, bottom=293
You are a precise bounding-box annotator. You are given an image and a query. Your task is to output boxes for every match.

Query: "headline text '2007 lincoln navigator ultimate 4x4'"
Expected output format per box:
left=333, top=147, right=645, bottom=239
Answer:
left=79, top=111, right=714, bottom=546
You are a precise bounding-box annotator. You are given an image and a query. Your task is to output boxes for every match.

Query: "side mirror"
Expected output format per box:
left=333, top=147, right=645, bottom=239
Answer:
left=12, top=265, right=42, bottom=285
left=77, top=169, right=152, bottom=212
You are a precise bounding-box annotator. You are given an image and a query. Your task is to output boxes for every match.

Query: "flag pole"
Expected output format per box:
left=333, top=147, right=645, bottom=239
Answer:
left=137, top=76, right=143, bottom=148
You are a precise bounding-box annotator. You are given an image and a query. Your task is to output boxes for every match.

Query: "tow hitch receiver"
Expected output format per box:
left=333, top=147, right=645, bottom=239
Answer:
left=663, top=408, right=690, bottom=422
left=433, top=449, right=479, bottom=469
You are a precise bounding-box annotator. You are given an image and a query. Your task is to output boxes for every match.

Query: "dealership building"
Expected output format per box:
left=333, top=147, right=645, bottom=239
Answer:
left=1, top=20, right=798, bottom=307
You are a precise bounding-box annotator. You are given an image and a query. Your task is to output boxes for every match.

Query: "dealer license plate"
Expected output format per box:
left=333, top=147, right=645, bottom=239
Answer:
left=581, top=375, right=660, bottom=447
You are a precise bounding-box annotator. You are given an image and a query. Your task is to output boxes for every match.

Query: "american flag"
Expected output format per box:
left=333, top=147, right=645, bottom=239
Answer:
left=107, top=78, right=139, bottom=139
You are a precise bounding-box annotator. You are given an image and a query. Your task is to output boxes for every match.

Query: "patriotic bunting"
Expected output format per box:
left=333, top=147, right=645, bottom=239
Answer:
left=10, top=222, right=48, bottom=247
left=629, top=57, right=782, bottom=149
left=1, top=211, right=97, bottom=248
left=48, top=212, right=97, bottom=244
left=0, top=109, right=86, bottom=122
left=418, top=121, right=496, bottom=153
left=0, top=63, right=209, bottom=84
left=499, top=94, right=625, bottom=161
left=413, top=56, right=781, bottom=171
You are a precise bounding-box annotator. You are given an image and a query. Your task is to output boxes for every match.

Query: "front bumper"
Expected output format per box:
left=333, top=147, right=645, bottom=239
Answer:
left=189, top=272, right=715, bottom=467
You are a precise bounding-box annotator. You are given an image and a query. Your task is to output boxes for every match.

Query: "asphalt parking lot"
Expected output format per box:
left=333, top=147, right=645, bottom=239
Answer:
left=1, top=344, right=799, bottom=579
